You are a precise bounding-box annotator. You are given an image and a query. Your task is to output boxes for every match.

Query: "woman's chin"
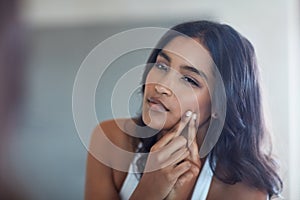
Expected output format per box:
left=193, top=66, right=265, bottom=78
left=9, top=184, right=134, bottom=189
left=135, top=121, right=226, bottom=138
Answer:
left=142, top=112, right=168, bottom=131
left=143, top=118, right=164, bottom=131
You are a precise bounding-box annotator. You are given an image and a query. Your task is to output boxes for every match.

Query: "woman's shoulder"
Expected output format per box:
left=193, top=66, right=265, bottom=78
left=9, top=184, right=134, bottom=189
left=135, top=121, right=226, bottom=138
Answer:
left=92, top=118, right=138, bottom=152
left=208, top=177, right=268, bottom=200
left=85, top=118, right=138, bottom=198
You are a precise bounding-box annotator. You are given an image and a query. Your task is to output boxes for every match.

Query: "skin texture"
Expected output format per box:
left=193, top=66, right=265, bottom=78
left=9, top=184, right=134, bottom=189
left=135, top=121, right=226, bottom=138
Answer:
left=142, top=36, right=213, bottom=132
left=84, top=37, right=268, bottom=200
left=85, top=119, right=267, bottom=200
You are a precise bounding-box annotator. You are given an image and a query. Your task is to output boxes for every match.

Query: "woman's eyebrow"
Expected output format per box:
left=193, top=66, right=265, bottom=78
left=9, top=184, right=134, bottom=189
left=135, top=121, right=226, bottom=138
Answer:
left=158, top=50, right=208, bottom=80
left=181, top=66, right=208, bottom=81
left=157, top=51, right=171, bottom=62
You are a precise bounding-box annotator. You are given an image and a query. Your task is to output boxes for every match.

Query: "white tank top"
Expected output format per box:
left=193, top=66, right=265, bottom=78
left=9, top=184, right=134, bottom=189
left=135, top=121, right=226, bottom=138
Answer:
left=119, top=153, right=214, bottom=200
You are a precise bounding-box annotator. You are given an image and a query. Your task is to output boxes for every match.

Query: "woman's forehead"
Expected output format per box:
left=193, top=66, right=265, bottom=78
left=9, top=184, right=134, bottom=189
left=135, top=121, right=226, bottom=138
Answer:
left=162, top=37, right=213, bottom=69
left=161, top=36, right=214, bottom=79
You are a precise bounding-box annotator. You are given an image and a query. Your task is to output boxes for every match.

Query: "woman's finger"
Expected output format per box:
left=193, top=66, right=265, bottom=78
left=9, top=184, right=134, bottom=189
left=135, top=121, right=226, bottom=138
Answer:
left=172, top=110, right=193, bottom=137
left=151, top=132, right=176, bottom=151
left=187, top=113, right=197, bottom=148
left=151, top=110, right=192, bottom=150
left=172, top=160, right=192, bottom=179
left=151, top=110, right=193, bottom=151
left=152, top=136, right=188, bottom=166
left=189, top=141, right=201, bottom=167
left=162, top=147, right=190, bottom=168
left=176, top=171, right=195, bottom=187
left=188, top=113, right=201, bottom=167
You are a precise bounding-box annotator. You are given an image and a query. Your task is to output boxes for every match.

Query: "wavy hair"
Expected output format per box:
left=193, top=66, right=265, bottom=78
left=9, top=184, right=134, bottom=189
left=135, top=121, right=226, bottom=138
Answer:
left=135, top=20, right=282, bottom=197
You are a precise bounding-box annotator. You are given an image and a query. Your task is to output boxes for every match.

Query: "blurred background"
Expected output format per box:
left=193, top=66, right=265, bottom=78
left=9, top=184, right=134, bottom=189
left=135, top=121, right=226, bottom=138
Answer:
left=1, top=0, right=299, bottom=199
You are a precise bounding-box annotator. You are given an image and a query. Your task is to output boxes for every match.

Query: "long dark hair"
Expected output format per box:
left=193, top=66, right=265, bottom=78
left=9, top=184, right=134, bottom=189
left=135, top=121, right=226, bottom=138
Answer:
left=135, top=20, right=282, bottom=197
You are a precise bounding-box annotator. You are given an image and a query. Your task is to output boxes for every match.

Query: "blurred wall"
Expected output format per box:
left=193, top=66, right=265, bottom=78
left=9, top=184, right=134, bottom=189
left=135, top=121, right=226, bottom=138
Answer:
left=11, top=0, right=298, bottom=199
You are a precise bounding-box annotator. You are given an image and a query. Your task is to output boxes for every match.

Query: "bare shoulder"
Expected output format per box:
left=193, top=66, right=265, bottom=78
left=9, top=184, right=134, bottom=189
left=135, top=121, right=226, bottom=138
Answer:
left=207, top=177, right=268, bottom=200
left=88, top=118, right=140, bottom=169
left=91, top=118, right=138, bottom=152
left=85, top=118, right=139, bottom=199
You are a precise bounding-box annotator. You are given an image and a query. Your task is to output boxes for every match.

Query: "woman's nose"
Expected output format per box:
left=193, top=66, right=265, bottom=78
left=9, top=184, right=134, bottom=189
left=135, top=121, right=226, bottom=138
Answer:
left=154, top=84, right=173, bottom=96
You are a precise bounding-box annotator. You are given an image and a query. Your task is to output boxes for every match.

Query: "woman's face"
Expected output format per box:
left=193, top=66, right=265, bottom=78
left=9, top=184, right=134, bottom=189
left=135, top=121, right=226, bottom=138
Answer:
left=142, top=36, right=214, bottom=131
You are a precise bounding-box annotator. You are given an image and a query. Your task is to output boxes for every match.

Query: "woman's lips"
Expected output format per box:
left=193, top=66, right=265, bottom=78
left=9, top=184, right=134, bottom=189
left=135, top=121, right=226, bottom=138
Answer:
left=147, top=97, right=170, bottom=112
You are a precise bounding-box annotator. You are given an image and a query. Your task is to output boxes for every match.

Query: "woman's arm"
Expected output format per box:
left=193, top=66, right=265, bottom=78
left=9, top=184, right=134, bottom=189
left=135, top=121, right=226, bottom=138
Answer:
left=85, top=113, right=199, bottom=200
left=85, top=151, right=120, bottom=200
left=85, top=119, right=136, bottom=200
left=84, top=122, right=123, bottom=200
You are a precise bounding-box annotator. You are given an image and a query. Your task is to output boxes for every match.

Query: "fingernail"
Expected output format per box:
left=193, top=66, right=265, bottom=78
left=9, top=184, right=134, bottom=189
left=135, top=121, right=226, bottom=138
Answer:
left=192, top=113, right=197, bottom=120
left=185, top=111, right=192, bottom=117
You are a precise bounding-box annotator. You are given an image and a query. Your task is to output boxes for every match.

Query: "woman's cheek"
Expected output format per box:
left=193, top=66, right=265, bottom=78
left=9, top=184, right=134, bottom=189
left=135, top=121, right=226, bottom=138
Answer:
left=178, top=95, right=200, bottom=113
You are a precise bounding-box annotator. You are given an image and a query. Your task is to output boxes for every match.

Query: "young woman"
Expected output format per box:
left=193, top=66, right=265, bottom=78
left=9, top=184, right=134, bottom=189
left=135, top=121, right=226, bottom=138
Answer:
left=85, top=20, right=283, bottom=200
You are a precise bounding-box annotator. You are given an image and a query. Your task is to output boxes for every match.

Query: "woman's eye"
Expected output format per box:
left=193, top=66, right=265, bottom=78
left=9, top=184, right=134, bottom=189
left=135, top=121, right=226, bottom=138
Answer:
left=154, top=63, right=168, bottom=71
left=182, top=76, right=200, bottom=87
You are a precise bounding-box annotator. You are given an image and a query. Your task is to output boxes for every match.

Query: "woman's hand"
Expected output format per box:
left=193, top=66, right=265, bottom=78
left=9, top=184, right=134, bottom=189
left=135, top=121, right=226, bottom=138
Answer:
left=165, top=113, right=201, bottom=200
left=130, top=111, right=195, bottom=200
